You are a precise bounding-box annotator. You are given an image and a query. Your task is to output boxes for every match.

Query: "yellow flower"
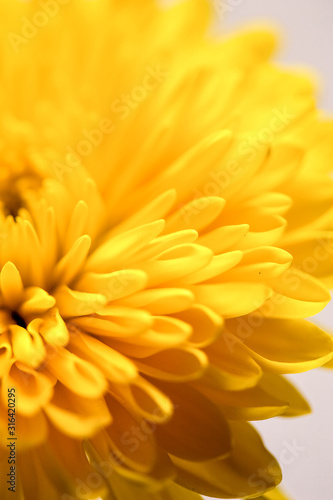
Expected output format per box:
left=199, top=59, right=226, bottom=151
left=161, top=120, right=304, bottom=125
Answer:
left=1, top=1, right=333, bottom=499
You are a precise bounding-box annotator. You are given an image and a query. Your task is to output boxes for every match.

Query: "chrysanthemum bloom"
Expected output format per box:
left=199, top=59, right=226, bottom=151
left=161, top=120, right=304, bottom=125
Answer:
left=1, top=1, right=333, bottom=499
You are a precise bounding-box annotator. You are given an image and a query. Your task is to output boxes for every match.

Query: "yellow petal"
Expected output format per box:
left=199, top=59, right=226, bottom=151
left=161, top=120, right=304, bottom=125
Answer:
left=88, top=431, right=176, bottom=490
left=52, top=234, right=91, bottom=286
left=44, top=384, right=111, bottom=438
left=137, top=244, right=213, bottom=286
left=172, top=421, right=281, bottom=498
left=192, top=282, right=273, bottom=317
left=112, top=376, right=174, bottom=424
left=39, top=309, right=69, bottom=347
left=175, top=304, right=223, bottom=348
left=259, top=373, right=310, bottom=417
left=0, top=408, right=48, bottom=451
left=204, top=335, right=262, bottom=391
left=2, top=362, right=55, bottom=417
left=135, top=347, right=208, bottom=382
left=63, top=200, right=89, bottom=252
left=244, top=142, right=303, bottom=196
left=111, top=316, right=192, bottom=358
left=164, top=197, right=225, bottom=233
left=72, top=306, right=152, bottom=338
left=134, top=130, right=232, bottom=209
left=22, top=220, right=44, bottom=287
left=196, top=383, right=288, bottom=420
left=0, top=261, right=24, bottom=309
left=155, top=383, right=232, bottom=461
left=198, top=224, right=249, bottom=253
left=255, top=487, right=294, bottom=500
left=229, top=214, right=287, bottom=249
left=19, top=287, right=56, bottom=317
left=0, top=332, right=12, bottom=377
left=105, top=469, right=203, bottom=500
left=283, top=231, right=333, bottom=283
left=11, top=448, right=57, bottom=500
left=243, top=192, right=293, bottom=216
left=38, top=424, right=110, bottom=499
left=69, top=331, right=138, bottom=383
left=230, top=318, right=333, bottom=373
left=47, top=347, right=107, bottom=398
left=110, top=189, right=176, bottom=236
left=53, top=285, right=107, bottom=317
left=258, top=267, right=331, bottom=318
left=180, top=251, right=243, bottom=285
left=136, top=230, right=198, bottom=262
left=74, top=269, right=147, bottom=300
left=104, top=394, right=157, bottom=474
left=221, top=246, right=292, bottom=282
left=85, top=220, right=165, bottom=273
left=118, top=288, right=194, bottom=314
left=10, top=324, right=45, bottom=368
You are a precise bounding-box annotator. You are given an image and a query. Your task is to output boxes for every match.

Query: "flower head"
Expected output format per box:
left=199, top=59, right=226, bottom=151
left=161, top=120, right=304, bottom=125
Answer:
left=1, top=1, right=333, bottom=499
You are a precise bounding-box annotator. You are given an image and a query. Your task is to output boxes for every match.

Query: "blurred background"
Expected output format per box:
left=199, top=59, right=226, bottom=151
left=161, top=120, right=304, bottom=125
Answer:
left=208, top=1, right=333, bottom=499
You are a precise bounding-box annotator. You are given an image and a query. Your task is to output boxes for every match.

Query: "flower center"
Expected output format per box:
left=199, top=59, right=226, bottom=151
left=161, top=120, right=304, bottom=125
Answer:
left=0, top=171, right=42, bottom=220
left=0, top=308, right=28, bottom=330
left=10, top=310, right=27, bottom=329
left=0, top=188, right=24, bottom=219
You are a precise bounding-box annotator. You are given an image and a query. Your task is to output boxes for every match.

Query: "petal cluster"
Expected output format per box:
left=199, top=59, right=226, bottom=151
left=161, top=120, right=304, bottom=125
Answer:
left=0, top=1, right=333, bottom=500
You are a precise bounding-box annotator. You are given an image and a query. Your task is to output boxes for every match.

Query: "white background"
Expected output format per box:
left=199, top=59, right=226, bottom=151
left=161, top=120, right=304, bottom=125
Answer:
left=205, top=1, right=333, bottom=499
